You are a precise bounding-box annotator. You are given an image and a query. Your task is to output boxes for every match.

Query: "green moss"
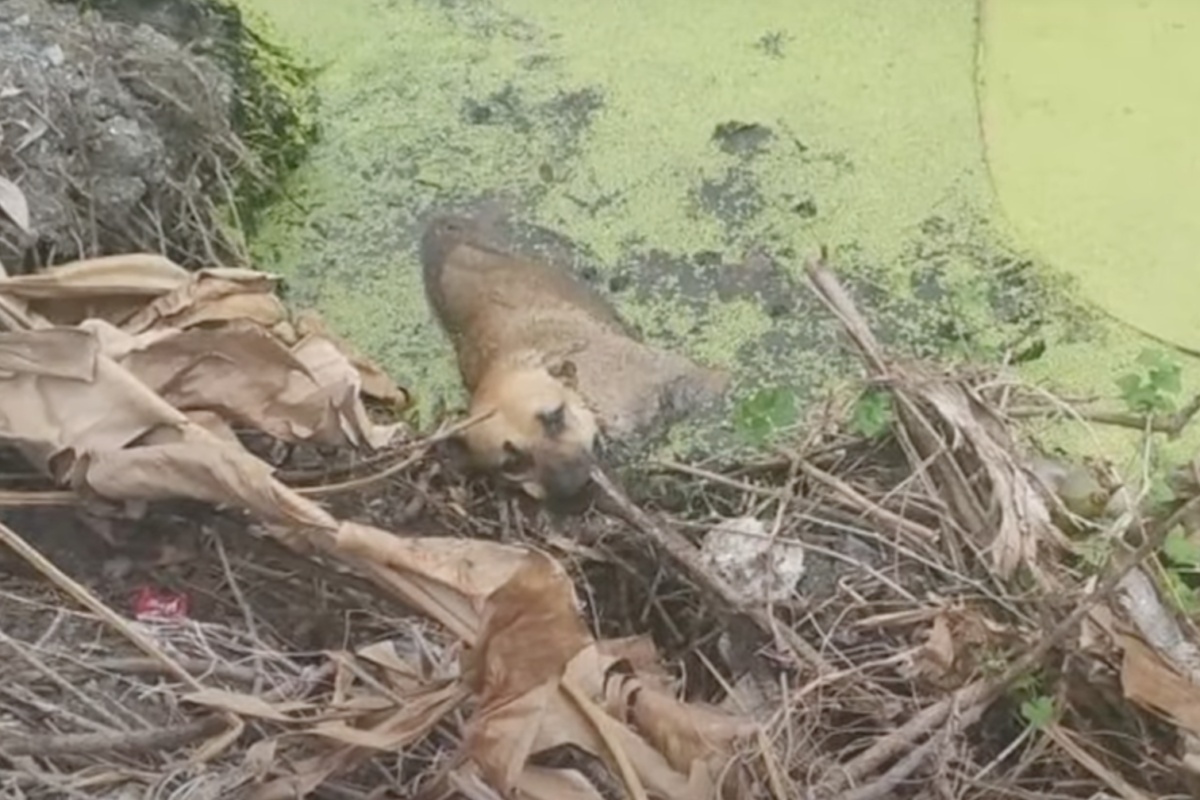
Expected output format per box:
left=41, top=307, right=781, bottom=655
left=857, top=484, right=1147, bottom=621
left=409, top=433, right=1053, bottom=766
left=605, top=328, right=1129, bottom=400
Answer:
left=203, top=0, right=320, bottom=237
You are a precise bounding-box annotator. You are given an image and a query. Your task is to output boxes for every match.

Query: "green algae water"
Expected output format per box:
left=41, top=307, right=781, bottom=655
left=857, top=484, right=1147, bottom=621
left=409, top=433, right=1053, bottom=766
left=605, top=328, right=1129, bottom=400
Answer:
left=981, top=0, right=1200, bottom=355
left=977, top=0, right=1200, bottom=467
left=237, top=0, right=1200, bottom=470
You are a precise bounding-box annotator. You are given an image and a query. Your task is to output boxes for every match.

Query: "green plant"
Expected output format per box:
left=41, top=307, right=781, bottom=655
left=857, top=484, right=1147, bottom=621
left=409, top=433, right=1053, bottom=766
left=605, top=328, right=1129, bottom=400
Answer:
left=1162, top=568, right=1200, bottom=616
left=1163, top=526, right=1200, bottom=566
left=849, top=387, right=894, bottom=438
left=1160, top=526, right=1200, bottom=616
left=1116, top=349, right=1183, bottom=415
left=1008, top=669, right=1055, bottom=730
left=1149, top=469, right=1175, bottom=501
left=733, top=387, right=798, bottom=446
left=1019, top=694, right=1055, bottom=730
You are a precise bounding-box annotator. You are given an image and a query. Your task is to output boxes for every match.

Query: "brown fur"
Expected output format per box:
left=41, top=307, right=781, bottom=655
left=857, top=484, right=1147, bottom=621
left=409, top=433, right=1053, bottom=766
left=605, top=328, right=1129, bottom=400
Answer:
left=420, top=213, right=729, bottom=501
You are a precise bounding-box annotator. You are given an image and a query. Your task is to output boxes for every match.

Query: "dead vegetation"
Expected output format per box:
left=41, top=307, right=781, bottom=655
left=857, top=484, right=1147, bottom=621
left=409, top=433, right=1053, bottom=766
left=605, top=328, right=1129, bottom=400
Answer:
left=1, top=71, right=1200, bottom=792
left=1, top=199, right=1199, bottom=798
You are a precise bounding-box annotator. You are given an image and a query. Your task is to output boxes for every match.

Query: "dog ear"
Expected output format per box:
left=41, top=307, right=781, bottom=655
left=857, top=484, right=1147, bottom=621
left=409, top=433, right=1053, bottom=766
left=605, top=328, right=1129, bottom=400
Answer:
left=548, top=358, right=578, bottom=388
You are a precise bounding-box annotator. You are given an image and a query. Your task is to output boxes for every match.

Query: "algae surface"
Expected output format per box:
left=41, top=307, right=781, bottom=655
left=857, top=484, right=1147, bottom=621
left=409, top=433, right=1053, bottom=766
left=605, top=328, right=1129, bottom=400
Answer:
left=980, top=0, right=1200, bottom=355
left=236, top=0, right=1198, bottom=467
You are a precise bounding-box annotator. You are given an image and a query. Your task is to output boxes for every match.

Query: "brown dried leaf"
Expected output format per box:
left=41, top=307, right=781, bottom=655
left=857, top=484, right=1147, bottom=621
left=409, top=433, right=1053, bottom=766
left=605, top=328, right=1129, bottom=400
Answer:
left=568, top=675, right=717, bottom=800
left=462, top=556, right=607, bottom=795
left=467, top=679, right=566, bottom=794
left=464, top=552, right=592, bottom=702
left=0, top=327, right=189, bottom=474
left=565, top=645, right=747, bottom=798
left=924, top=612, right=956, bottom=674
left=356, top=640, right=428, bottom=693
left=1120, top=633, right=1200, bottom=734
left=357, top=639, right=421, bottom=675
left=447, top=759, right=613, bottom=800
left=911, top=604, right=1018, bottom=689
left=0, top=325, right=342, bottom=535
left=460, top=554, right=740, bottom=800
left=918, top=381, right=1068, bottom=579
left=294, top=309, right=409, bottom=406
left=183, top=688, right=303, bottom=723
left=0, top=327, right=97, bottom=379
left=115, top=269, right=408, bottom=410
left=78, top=440, right=335, bottom=530
left=290, top=332, right=404, bottom=448
left=909, top=610, right=958, bottom=686
left=0, top=254, right=193, bottom=327
left=122, top=267, right=286, bottom=333
left=597, top=635, right=671, bottom=683
left=333, top=523, right=538, bottom=642
left=0, top=176, right=31, bottom=234
left=0, top=253, right=190, bottom=299
left=305, top=679, right=467, bottom=750
left=333, top=695, right=398, bottom=714
left=619, top=679, right=757, bottom=776
left=193, top=714, right=246, bottom=764
left=91, top=319, right=401, bottom=450
left=181, top=408, right=243, bottom=446
left=486, top=765, right=609, bottom=800
left=243, top=738, right=279, bottom=782
left=127, top=323, right=330, bottom=439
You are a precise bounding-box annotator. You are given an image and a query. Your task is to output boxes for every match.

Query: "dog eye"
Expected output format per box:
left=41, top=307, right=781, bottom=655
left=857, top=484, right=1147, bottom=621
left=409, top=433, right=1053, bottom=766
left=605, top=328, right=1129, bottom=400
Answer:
left=500, top=441, right=533, bottom=474
left=536, top=404, right=567, bottom=438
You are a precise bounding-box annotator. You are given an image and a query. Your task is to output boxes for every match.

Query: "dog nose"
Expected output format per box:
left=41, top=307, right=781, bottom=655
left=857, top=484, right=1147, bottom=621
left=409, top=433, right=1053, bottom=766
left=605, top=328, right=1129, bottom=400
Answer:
left=540, top=453, right=595, bottom=500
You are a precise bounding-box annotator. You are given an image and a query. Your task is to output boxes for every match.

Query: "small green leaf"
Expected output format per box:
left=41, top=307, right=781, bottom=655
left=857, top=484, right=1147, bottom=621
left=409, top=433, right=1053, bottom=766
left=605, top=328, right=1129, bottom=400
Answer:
left=1151, top=363, right=1183, bottom=396
left=1118, top=350, right=1183, bottom=415
left=1147, top=474, right=1176, bottom=511
left=734, top=387, right=798, bottom=446
left=850, top=388, right=893, bottom=438
left=1163, top=527, right=1200, bottom=567
left=1020, top=695, right=1055, bottom=730
left=1162, top=569, right=1200, bottom=616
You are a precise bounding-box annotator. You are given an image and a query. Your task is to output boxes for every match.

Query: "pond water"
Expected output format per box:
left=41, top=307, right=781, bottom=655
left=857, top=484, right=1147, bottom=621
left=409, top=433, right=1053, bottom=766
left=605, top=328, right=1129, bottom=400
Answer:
left=237, top=0, right=1200, bottom=466
left=982, top=0, right=1200, bottom=356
